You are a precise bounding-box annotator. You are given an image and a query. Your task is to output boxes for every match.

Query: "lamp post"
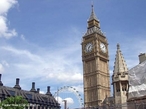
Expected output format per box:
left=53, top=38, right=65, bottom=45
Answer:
left=63, top=100, right=67, bottom=109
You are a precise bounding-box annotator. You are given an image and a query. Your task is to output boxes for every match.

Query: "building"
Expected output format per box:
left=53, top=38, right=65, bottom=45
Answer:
left=128, top=53, right=146, bottom=101
left=111, top=44, right=129, bottom=109
left=82, top=5, right=110, bottom=107
left=112, top=43, right=128, bottom=105
left=82, top=5, right=146, bottom=109
left=127, top=53, right=146, bottom=109
left=0, top=74, right=60, bottom=109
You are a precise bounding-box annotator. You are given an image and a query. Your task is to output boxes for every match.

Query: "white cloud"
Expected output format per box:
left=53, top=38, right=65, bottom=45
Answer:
left=0, top=0, right=17, bottom=39
left=64, top=98, right=74, bottom=106
left=0, top=60, right=9, bottom=74
left=55, top=96, right=63, bottom=105
left=0, top=0, right=17, bottom=15
left=20, top=34, right=25, bottom=40
left=0, top=64, right=4, bottom=73
left=45, top=71, right=83, bottom=84
left=0, top=44, right=83, bottom=84
left=2, top=60, right=9, bottom=67
left=1, top=46, right=43, bottom=63
left=40, top=90, right=45, bottom=94
left=55, top=97, right=74, bottom=107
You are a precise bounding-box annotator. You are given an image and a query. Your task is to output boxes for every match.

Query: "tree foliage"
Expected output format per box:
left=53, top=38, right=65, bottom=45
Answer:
left=0, top=96, right=28, bottom=109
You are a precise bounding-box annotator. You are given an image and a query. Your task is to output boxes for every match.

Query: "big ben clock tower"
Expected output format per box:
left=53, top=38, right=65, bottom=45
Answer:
left=82, top=5, right=110, bottom=107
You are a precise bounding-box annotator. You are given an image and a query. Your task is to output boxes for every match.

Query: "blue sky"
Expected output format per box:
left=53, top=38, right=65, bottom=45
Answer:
left=0, top=0, right=146, bottom=108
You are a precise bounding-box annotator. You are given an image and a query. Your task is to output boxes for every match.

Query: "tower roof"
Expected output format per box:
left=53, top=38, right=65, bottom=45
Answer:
left=113, top=44, right=128, bottom=74
left=84, top=5, right=104, bottom=36
left=88, top=5, right=99, bottom=21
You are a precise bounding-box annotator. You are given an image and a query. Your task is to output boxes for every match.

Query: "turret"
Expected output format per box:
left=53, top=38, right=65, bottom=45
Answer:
left=112, top=44, right=128, bottom=108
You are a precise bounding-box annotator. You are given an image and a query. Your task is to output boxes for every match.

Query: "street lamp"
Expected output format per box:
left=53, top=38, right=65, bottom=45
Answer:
left=63, top=100, right=67, bottom=109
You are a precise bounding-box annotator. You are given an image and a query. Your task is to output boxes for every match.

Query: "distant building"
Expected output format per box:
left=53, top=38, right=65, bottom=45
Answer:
left=0, top=74, right=60, bottom=109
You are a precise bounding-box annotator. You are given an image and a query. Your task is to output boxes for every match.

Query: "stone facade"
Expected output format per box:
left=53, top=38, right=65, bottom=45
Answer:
left=82, top=5, right=146, bottom=109
left=112, top=44, right=129, bottom=109
left=82, top=5, right=110, bottom=107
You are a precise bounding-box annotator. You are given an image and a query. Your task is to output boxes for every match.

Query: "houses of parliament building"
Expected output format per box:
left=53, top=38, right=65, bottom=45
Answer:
left=82, top=5, right=146, bottom=109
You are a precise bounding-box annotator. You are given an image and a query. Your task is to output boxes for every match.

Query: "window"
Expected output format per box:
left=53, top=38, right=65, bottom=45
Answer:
left=116, top=83, right=120, bottom=92
left=8, top=90, right=15, bottom=96
left=26, top=93, right=32, bottom=99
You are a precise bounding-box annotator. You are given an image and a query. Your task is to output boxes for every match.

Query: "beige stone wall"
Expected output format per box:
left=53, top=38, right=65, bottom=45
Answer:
left=82, top=24, right=110, bottom=107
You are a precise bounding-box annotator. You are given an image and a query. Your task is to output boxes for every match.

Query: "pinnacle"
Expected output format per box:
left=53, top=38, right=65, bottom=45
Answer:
left=88, top=5, right=99, bottom=21
left=113, top=44, right=128, bottom=74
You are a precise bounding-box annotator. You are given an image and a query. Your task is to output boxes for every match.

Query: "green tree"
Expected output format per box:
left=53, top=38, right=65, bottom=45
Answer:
left=0, top=96, right=28, bottom=109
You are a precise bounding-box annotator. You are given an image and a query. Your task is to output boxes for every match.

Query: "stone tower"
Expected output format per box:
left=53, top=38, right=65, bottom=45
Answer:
left=82, top=5, right=110, bottom=107
left=112, top=44, right=128, bottom=108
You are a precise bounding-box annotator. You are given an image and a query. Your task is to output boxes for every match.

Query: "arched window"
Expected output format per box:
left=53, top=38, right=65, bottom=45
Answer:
left=116, top=83, right=120, bottom=92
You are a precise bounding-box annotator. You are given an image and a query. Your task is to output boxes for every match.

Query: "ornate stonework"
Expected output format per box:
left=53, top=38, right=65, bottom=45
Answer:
left=82, top=5, right=110, bottom=107
left=112, top=44, right=128, bottom=108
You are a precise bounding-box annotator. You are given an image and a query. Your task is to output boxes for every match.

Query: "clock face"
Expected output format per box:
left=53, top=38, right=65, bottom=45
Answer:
left=85, top=43, right=93, bottom=53
left=100, top=43, right=107, bottom=53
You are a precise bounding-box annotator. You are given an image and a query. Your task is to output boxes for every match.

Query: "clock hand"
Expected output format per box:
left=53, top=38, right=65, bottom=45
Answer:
left=89, top=45, right=92, bottom=50
left=88, top=45, right=90, bottom=50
